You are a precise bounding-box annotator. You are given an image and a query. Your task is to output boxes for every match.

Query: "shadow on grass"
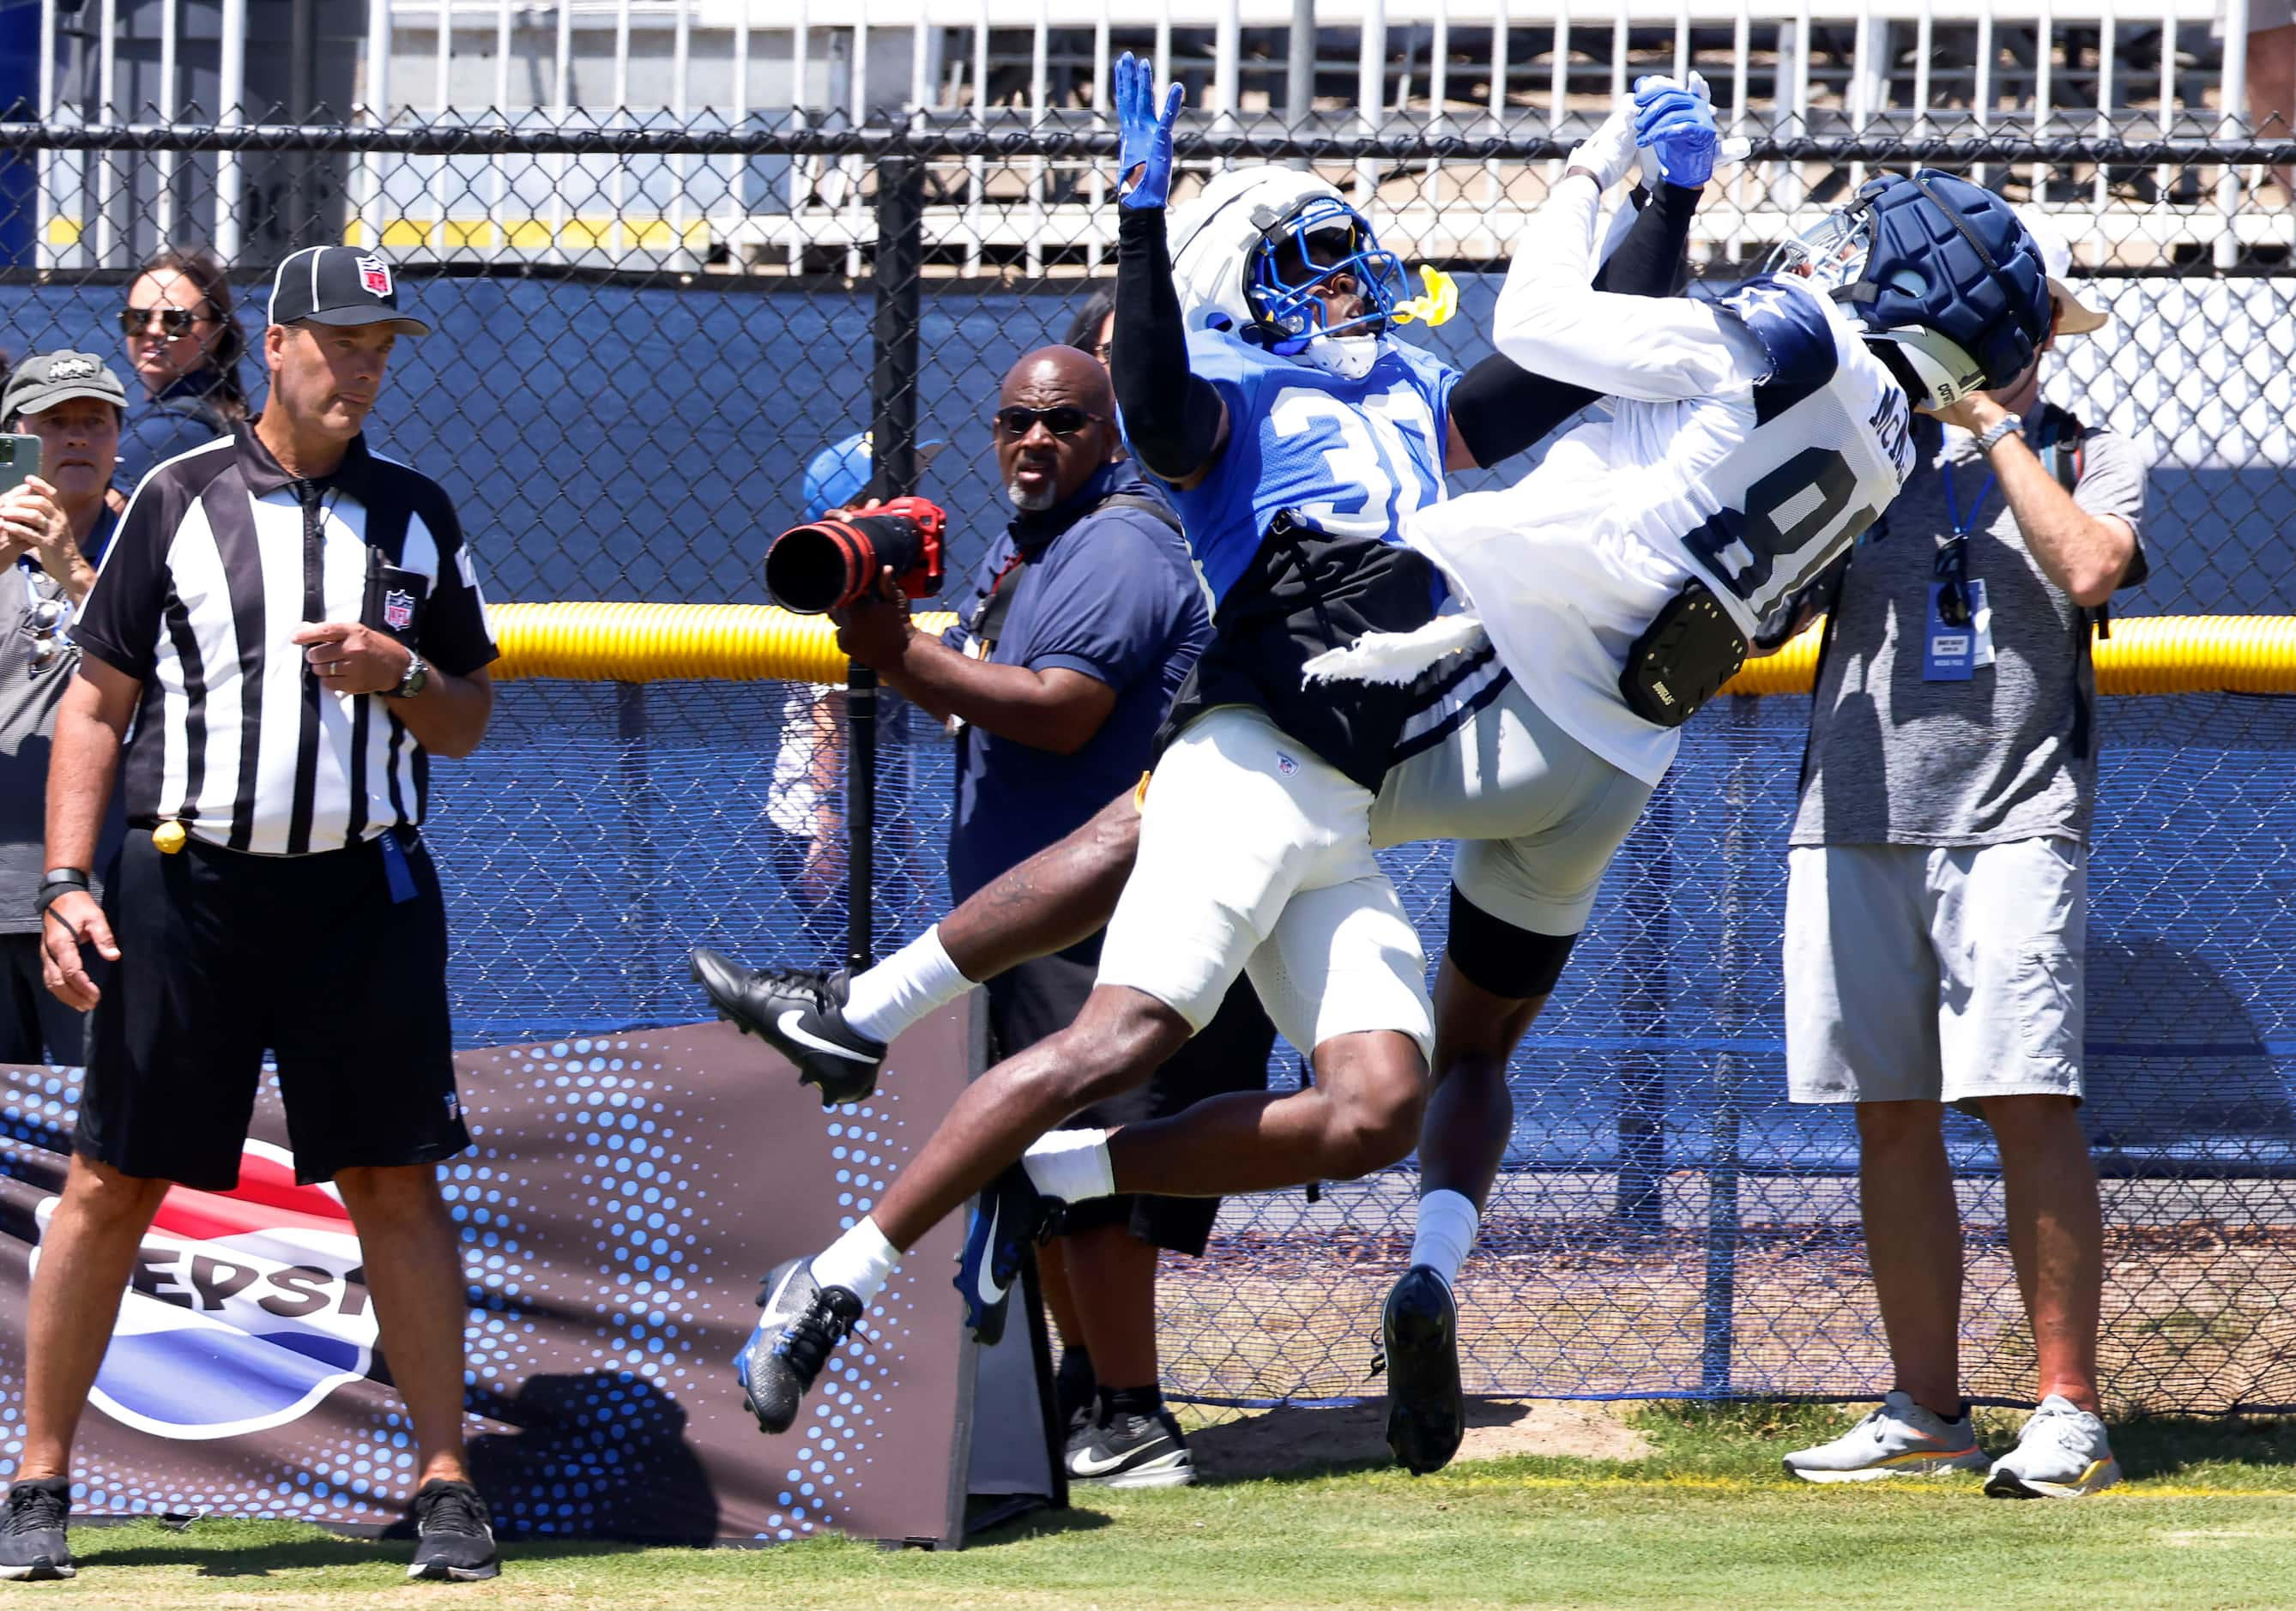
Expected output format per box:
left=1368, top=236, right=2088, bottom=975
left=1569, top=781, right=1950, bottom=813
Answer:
left=78, top=1532, right=659, bottom=1578
left=1184, top=1397, right=1673, bottom=1488
left=965, top=1503, right=1117, bottom=1548
left=2107, top=1415, right=2296, bottom=1482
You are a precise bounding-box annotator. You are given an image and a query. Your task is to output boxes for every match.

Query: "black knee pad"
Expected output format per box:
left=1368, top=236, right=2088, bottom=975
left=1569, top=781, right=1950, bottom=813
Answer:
left=1447, top=884, right=1579, bottom=1001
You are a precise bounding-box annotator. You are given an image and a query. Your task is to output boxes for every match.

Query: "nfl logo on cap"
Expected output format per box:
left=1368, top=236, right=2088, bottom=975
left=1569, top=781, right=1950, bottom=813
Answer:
left=267, top=245, right=432, bottom=336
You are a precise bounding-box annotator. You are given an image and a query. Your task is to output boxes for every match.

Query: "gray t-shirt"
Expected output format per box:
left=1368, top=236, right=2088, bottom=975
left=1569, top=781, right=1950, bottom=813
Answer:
left=1791, top=406, right=2148, bottom=848
left=1, top=514, right=121, bottom=932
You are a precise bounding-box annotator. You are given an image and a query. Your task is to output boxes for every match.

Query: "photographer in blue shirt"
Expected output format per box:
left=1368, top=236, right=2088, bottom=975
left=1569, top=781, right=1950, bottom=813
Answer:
left=704, top=343, right=1273, bottom=1487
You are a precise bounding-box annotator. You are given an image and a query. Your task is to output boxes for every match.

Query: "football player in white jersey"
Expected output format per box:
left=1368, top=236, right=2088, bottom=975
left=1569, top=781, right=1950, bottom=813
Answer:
left=1314, top=149, right=2052, bottom=1473
left=707, top=63, right=1724, bottom=1441
left=709, top=84, right=2052, bottom=1458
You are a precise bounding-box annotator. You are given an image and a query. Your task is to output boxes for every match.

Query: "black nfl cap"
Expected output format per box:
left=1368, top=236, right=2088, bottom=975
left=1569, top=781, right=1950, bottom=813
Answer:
left=268, top=246, right=432, bottom=335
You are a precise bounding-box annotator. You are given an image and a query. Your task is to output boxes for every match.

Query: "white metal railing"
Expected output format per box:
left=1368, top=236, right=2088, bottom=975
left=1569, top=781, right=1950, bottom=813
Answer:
left=23, top=0, right=2291, bottom=273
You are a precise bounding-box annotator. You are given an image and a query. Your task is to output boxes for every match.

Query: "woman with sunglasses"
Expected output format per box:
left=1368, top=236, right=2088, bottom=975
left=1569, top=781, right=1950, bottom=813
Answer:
left=112, top=245, right=251, bottom=495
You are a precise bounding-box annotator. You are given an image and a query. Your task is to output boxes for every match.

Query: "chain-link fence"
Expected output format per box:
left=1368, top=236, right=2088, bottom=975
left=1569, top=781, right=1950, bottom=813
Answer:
left=7, top=112, right=2296, bottom=1412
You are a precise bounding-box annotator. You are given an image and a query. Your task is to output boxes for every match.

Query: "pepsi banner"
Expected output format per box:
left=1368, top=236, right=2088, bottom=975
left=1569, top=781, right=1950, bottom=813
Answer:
left=0, top=1009, right=1014, bottom=1546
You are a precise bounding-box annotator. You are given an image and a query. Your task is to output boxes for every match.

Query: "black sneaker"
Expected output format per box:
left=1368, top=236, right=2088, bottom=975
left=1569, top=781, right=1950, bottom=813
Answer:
left=1383, top=1264, right=1465, bottom=1475
left=690, top=950, right=886, bottom=1107
left=0, top=1478, right=73, bottom=1581
left=734, top=1256, right=864, bottom=1434
left=407, top=1479, right=498, bottom=1582
left=954, top=1163, right=1056, bottom=1345
left=1066, top=1409, right=1194, bottom=1489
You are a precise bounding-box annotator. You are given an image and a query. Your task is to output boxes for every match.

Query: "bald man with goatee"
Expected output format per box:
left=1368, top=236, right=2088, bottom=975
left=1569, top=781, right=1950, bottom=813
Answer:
left=695, top=342, right=1274, bottom=1487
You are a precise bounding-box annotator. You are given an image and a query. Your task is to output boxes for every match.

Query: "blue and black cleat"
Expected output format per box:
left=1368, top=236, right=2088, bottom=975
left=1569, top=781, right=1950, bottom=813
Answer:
left=734, top=1256, right=864, bottom=1434
left=954, top=1163, right=1057, bottom=1346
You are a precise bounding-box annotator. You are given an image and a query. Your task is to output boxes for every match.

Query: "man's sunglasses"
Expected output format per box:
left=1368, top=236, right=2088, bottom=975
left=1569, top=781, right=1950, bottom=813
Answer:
left=118, top=305, right=213, bottom=336
left=994, top=405, right=1103, bottom=440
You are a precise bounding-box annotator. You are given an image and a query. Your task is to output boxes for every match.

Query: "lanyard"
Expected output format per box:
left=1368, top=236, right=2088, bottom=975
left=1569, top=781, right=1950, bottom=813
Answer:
left=1939, top=461, right=1998, bottom=542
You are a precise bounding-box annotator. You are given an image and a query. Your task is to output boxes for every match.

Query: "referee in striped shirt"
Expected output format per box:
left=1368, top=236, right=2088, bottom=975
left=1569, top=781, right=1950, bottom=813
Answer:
left=12, top=249, right=502, bottom=1584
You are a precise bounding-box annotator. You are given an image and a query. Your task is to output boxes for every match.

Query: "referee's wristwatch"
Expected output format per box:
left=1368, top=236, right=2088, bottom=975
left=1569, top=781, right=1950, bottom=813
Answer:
left=385, top=649, right=430, bottom=700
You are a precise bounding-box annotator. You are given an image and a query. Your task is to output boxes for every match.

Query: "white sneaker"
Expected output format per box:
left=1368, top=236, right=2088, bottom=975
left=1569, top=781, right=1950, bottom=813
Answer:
left=1782, top=1391, right=1990, bottom=1483
left=1985, top=1395, right=2121, bottom=1499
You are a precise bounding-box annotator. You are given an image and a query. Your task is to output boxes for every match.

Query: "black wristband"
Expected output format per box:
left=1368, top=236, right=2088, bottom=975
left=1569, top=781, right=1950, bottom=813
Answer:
left=35, top=872, right=92, bottom=923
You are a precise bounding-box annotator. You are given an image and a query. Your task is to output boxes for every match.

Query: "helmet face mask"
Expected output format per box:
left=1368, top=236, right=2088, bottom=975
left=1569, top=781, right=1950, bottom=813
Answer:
left=1768, top=209, right=1875, bottom=295
left=1248, top=196, right=1410, bottom=353
left=1168, top=170, right=1408, bottom=380
left=1781, top=169, right=2051, bottom=414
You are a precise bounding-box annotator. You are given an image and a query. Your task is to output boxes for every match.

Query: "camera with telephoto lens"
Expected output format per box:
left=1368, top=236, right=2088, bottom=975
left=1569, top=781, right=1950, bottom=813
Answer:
left=764, top=496, right=948, bottom=615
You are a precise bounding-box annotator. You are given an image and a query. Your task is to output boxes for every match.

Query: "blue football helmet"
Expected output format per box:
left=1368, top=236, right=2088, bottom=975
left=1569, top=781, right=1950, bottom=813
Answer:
left=1169, top=168, right=1410, bottom=379
left=1771, top=169, right=2051, bottom=411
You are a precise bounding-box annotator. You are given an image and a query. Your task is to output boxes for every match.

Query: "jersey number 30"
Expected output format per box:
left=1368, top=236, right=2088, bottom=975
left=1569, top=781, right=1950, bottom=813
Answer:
left=1268, top=387, right=1441, bottom=540
left=1685, top=445, right=1883, bottom=614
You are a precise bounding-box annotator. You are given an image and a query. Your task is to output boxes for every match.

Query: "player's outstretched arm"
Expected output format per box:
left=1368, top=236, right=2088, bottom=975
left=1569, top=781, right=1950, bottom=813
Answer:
left=1109, top=53, right=1230, bottom=491
left=1446, top=177, right=1705, bottom=471
left=1491, top=85, right=1765, bottom=406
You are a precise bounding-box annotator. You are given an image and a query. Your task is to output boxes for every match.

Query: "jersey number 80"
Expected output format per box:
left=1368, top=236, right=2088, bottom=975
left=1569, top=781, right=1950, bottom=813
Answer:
left=1685, top=445, right=1886, bottom=617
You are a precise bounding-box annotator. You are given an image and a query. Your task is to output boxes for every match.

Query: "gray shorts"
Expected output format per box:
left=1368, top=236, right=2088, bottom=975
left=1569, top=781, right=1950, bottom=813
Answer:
left=1370, top=671, right=1654, bottom=938
left=1785, top=838, right=2088, bottom=1107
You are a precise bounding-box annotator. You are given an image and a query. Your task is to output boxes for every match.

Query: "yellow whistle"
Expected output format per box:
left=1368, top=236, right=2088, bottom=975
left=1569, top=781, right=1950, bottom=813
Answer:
left=153, top=821, right=187, bottom=854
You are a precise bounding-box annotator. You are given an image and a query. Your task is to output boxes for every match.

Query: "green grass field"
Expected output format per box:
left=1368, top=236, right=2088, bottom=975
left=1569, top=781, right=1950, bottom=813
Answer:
left=45, top=1404, right=2296, bottom=1608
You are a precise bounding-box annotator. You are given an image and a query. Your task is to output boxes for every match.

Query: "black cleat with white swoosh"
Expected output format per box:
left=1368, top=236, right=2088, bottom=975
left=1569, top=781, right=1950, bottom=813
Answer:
left=689, top=949, right=886, bottom=1107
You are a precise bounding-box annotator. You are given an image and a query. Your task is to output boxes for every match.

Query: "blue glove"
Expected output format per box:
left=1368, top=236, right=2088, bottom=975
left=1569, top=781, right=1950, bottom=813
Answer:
left=1114, top=51, right=1184, bottom=210
left=1632, top=75, right=1719, bottom=189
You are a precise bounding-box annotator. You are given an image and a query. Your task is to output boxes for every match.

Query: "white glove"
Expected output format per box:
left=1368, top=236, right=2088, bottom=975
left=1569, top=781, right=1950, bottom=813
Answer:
left=1566, top=104, right=1638, bottom=193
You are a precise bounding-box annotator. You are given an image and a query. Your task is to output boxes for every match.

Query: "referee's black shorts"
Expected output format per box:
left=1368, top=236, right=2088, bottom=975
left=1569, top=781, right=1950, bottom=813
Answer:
left=75, top=825, right=471, bottom=1192
left=985, top=936, right=1276, bottom=1258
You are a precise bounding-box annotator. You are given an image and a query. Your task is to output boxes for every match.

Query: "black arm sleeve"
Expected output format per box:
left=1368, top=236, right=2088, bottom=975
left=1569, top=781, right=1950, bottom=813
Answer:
left=1593, top=182, right=1701, bottom=299
left=1113, top=206, right=1226, bottom=483
left=1451, top=181, right=1703, bottom=470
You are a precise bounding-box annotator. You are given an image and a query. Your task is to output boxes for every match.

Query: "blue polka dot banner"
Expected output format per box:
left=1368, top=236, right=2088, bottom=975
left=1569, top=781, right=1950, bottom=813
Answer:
left=0, top=1010, right=987, bottom=1547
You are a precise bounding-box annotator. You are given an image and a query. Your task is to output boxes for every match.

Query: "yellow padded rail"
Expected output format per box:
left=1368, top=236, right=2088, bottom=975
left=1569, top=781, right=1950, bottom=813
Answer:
left=491, top=604, right=2296, bottom=697
left=491, top=602, right=962, bottom=685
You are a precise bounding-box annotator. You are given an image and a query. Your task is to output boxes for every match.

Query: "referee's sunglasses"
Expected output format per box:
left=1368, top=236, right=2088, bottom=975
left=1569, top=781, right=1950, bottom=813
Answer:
left=993, top=405, right=1103, bottom=440
left=118, top=305, right=213, bottom=337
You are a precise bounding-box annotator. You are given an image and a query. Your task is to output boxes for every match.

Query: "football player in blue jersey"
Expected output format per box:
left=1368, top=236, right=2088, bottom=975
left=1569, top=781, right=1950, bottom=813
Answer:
left=708, top=63, right=1728, bottom=1441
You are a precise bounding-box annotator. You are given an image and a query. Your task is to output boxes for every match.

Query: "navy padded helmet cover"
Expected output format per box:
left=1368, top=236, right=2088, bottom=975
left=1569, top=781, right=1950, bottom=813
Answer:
left=1852, top=169, right=2052, bottom=389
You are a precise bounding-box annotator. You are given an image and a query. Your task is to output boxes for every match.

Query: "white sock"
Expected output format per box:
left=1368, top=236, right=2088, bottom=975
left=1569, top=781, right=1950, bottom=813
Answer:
left=842, top=926, right=970, bottom=1045
left=809, top=1216, right=901, bottom=1305
left=1021, top=1129, right=1115, bottom=1204
left=1410, top=1189, right=1479, bottom=1287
